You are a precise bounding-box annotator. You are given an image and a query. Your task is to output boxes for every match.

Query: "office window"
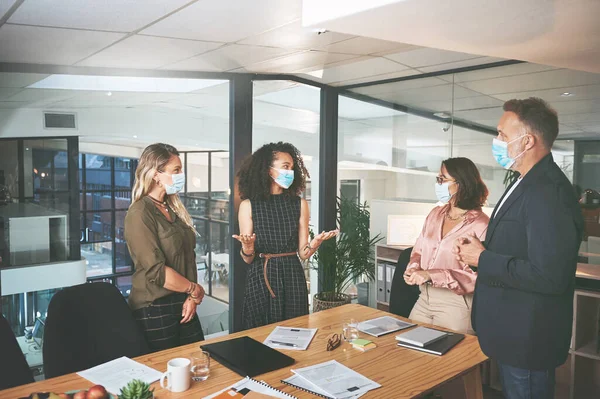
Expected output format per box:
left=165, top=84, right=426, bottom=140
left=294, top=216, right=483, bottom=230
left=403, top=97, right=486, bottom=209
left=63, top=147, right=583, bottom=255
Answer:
left=80, top=153, right=137, bottom=295
left=340, top=180, right=361, bottom=205
left=182, top=151, right=230, bottom=303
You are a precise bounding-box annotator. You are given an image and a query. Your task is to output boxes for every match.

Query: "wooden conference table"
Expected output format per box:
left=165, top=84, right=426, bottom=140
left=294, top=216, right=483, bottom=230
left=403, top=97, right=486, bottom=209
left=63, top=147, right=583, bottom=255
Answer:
left=3, top=304, right=487, bottom=399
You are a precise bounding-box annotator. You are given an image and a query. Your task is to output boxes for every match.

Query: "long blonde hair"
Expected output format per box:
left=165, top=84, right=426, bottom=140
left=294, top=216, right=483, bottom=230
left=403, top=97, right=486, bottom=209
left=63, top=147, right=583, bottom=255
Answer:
left=131, top=143, right=197, bottom=234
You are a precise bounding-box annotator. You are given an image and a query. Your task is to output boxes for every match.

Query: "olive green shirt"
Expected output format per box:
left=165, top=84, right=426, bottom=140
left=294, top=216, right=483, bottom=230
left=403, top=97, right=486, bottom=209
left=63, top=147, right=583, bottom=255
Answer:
left=124, top=196, right=197, bottom=310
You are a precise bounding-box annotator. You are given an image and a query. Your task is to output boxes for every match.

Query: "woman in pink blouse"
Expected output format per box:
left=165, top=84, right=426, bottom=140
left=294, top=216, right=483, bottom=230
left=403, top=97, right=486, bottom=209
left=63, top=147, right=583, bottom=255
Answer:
left=404, top=157, right=489, bottom=334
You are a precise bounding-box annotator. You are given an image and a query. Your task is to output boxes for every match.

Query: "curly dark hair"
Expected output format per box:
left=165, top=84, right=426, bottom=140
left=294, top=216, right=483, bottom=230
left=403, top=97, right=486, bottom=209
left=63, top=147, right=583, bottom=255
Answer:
left=442, top=157, right=489, bottom=210
left=237, top=142, right=309, bottom=200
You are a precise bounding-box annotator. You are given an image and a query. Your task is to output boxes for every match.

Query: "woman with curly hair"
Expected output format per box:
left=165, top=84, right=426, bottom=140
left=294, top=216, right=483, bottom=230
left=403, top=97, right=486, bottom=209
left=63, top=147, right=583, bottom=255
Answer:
left=234, top=142, right=338, bottom=329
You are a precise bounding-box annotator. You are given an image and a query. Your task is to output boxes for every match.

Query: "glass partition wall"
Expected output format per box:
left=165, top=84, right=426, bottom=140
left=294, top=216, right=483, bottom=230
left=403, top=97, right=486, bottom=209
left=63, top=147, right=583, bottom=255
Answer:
left=0, top=62, right=597, bottom=347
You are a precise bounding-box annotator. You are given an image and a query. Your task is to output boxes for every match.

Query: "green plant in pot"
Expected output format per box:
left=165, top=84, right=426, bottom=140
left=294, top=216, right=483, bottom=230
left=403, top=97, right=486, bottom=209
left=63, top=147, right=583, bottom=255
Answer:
left=311, top=196, right=383, bottom=312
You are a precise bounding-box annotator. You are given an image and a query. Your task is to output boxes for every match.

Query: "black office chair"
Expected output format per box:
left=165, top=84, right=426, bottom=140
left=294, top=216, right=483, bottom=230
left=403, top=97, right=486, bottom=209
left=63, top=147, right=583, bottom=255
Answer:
left=388, top=247, right=420, bottom=318
left=0, top=314, right=34, bottom=390
left=43, top=282, right=150, bottom=378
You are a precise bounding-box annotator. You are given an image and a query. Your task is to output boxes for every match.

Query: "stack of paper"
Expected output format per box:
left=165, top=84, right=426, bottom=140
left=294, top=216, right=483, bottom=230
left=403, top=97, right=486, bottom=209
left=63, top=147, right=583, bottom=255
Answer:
left=281, top=360, right=380, bottom=399
left=203, top=377, right=297, bottom=399
left=357, top=316, right=415, bottom=337
left=263, top=326, right=318, bottom=351
left=350, top=339, right=376, bottom=352
left=77, top=356, right=162, bottom=395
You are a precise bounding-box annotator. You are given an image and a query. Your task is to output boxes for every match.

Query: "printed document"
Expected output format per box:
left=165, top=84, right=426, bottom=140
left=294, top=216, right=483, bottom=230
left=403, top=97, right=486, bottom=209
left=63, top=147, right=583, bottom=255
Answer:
left=263, top=326, right=317, bottom=351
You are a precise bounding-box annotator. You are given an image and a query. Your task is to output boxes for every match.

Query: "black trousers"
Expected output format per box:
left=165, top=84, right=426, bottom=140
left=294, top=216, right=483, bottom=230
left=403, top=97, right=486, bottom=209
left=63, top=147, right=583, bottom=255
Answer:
left=133, top=293, right=204, bottom=352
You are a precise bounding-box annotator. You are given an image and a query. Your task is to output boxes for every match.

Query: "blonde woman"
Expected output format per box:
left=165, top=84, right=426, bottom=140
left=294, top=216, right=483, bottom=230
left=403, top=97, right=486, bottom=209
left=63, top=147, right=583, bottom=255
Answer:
left=124, top=143, right=205, bottom=352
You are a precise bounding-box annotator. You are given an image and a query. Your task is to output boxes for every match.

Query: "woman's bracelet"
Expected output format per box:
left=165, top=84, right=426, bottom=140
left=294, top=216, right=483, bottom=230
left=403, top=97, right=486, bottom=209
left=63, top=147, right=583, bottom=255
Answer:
left=240, top=247, right=255, bottom=257
left=186, top=281, right=194, bottom=295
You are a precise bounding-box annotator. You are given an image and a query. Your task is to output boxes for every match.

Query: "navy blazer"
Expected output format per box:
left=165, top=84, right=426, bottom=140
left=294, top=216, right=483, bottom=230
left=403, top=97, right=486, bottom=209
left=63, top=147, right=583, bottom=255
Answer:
left=472, top=153, right=583, bottom=370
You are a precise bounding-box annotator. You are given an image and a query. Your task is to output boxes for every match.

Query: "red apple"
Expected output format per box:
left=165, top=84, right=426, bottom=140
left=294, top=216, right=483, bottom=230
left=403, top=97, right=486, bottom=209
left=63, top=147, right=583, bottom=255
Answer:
left=72, top=390, right=87, bottom=399
left=86, top=385, right=108, bottom=399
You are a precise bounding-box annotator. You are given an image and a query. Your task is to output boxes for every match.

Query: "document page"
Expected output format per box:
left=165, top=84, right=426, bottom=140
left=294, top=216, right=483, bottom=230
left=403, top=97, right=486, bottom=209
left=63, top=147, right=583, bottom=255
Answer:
left=291, top=360, right=380, bottom=398
left=203, top=376, right=296, bottom=399
left=263, top=326, right=317, bottom=350
left=282, top=374, right=365, bottom=398
left=357, top=316, right=415, bottom=337
left=77, top=356, right=162, bottom=394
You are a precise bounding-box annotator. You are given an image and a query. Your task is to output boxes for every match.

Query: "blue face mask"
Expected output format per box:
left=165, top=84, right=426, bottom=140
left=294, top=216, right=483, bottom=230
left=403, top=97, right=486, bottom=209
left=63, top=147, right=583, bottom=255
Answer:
left=162, top=172, right=185, bottom=195
left=271, top=167, right=294, bottom=189
left=435, top=182, right=453, bottom=204
left=492, top=135, right=527, bottom=169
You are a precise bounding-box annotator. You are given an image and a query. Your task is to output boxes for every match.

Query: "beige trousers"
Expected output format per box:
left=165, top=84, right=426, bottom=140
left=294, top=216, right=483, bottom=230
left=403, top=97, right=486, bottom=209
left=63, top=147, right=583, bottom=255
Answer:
left=409, top=284, right=474, bottom=335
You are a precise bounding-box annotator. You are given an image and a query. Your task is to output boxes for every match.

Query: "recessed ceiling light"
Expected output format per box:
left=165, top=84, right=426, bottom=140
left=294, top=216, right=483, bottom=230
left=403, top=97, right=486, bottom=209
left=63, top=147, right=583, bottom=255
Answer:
left=561, top=92, right=574, bottom=97
left=133, top=135, right=138, bottom=139
left=107, top=91, right=112, bottom=96
left=28, top=75, right=227, bottom=93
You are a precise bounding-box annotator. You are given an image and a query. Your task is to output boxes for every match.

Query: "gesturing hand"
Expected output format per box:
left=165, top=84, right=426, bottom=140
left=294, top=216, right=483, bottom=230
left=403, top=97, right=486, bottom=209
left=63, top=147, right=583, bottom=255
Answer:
left=453, top=232, right=485, bottom=267
left=313, top=229, right=339, bottom=244
left=232, top=233, right=256, bottom=252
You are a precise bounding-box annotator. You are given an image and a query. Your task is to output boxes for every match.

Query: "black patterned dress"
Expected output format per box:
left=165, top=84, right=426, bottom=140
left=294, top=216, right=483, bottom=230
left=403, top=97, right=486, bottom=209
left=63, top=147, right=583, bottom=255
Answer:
left=242, top=194, right=309, bottom=329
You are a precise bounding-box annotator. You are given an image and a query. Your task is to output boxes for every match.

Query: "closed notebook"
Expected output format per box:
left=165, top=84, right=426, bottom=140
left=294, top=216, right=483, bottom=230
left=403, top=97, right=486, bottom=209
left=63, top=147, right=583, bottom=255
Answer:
left=396, top=326, right=448, bottom=347
left=201, top=336, right=295, bottom=377
left=396, top=331, right=465, bottom=356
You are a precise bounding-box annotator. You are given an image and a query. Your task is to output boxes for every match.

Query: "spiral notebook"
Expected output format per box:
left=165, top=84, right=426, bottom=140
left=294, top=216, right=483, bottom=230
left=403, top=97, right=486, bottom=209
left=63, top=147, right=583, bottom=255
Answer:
left=203, top=377, right=297, bottom=399
left=281, top=374, right=365, bottom=399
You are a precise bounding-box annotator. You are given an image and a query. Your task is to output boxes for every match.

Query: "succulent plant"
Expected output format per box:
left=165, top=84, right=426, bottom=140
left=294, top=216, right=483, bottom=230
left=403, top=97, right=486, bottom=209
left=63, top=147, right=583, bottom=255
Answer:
left=118, top=380, right=154, bottom=399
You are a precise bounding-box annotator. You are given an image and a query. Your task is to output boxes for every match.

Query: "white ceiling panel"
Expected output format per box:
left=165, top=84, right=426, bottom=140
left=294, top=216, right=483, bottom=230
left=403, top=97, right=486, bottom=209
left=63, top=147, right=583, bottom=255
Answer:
left=0, top=0, right=17, bottom=19
left=0, top=24, right=124, bottom=65
left=447, top=63, right=558, bottom=83
left=306, top=57, right=411, bottom=84
left=406, top=95, right=504, bottom=114
left=351, top=76, right=450, bottom=96
left=255, top=85, right=321, bottom=114
left=458, top=69, right=600, bottom=95
left=384, top=47, right=482, bottom=68
left=561, top=112, right=600, bottom=124
left=8, top=0, right=191, bottom=32
left=239, top=20, right=351, bottom=49
left=453, top=107, right=504, bottom=123
left=7, top=88, right=78, bottom=103
left=318, top=37, right=416, bottom=56
left=164, top=44, right=295, bottom=72
left=0, top=72, right=50, bottom=88
left=253, top=80, right=299, bottom=96
left=76, top=35, right=222, bottom=69
left=417, top=56, right=506, bottom=73
left=492, top=84, right=600, bottom=104
left=0, top=101, right=29, bottom=108
left=327, top=69, right=421, bottom=87
left=241, top=51, right=358, bottom=73
left=0, top=87, right=22, bottom=99
left=375, top=84, right=482, bottom=105
left=141, top=0, right=301, bottom=43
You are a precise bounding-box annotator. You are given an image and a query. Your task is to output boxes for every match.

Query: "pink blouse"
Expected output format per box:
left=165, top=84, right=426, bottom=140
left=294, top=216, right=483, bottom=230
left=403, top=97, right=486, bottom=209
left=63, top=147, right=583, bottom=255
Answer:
left=407, top=204, right=489, bottom=295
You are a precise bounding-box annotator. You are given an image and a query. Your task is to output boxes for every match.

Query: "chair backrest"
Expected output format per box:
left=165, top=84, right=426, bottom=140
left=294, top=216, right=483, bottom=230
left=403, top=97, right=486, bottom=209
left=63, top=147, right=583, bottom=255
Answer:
left=0, top=314, right=34, bottom=390
left=388, top=247, right=420, bottom=318
left=43, top=282, right=149, bottom=379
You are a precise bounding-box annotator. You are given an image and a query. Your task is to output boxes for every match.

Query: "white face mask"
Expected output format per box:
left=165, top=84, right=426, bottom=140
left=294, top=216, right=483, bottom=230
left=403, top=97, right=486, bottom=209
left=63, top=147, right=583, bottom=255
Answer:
left=435, top=182, right=453, bottom=204
left=160, top=172, right=185, bottom=195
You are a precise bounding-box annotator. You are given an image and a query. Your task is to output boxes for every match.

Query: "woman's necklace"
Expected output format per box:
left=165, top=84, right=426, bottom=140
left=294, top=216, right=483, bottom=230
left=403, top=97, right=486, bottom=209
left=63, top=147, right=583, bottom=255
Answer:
left=445, top=210, right=467, bottom=221
left=148, top=195, right=169, bottom=213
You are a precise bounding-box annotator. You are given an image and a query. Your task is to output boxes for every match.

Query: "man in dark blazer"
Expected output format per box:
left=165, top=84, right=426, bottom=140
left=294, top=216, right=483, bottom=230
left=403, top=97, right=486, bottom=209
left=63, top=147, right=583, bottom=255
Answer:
left=455, top=98, right=583, bottom=399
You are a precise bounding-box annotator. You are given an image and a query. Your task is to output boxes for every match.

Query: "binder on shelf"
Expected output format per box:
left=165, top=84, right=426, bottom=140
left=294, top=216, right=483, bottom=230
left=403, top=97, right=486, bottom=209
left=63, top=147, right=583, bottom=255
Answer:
left=377, top=263, right=386, bottom=303
left=385, top=264, right=395, bottom=302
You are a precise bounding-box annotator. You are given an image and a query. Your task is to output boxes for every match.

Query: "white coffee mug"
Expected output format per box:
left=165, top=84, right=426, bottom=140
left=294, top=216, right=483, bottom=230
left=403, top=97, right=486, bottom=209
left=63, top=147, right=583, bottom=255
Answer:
left=160, top=358, right=191, bottom=393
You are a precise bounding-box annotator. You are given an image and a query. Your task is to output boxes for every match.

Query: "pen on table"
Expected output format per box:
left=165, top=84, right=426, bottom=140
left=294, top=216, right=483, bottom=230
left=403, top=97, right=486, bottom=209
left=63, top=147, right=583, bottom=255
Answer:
left=270, top=340, right=299, bottom=347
